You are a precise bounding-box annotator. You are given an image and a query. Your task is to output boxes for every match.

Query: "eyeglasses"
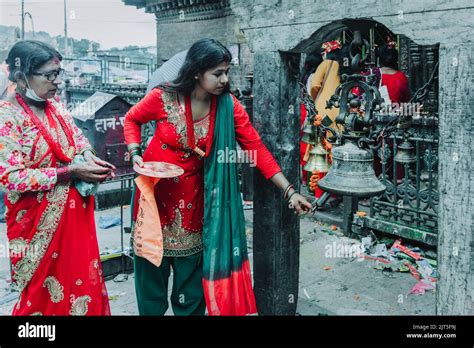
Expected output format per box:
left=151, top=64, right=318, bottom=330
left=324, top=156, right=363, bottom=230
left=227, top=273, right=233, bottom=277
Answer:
left=32, top=68, right=65, bottom=82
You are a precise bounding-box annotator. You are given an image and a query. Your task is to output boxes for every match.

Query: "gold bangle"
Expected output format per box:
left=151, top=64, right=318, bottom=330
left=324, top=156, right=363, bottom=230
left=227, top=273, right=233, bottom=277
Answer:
left=127, top=143, right=141, bottom=152
left=283, top=184, right=295, bottom=200
left=129, top=149, right=141, bottom=157
left=80, top=147, right=96, bottom=156
left=287, top=191, right=298, bottom=202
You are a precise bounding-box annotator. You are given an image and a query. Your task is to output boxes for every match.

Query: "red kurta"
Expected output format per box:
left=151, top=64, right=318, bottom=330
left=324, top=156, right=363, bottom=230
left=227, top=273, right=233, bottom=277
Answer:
left=381, top=71, right=411, bottom=104
left=375, top=71, right=411, bottom=179
left=124, top=88, right=281, bottom=257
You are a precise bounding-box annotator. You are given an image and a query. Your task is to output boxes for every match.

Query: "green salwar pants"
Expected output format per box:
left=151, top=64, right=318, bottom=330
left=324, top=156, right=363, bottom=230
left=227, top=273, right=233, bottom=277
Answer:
left=134, top=252, right=206, bottom=316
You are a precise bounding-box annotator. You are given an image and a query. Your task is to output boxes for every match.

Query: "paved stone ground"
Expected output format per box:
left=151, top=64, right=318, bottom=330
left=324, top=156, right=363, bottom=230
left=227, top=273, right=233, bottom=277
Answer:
left=0, top=205, right=435, bottom=315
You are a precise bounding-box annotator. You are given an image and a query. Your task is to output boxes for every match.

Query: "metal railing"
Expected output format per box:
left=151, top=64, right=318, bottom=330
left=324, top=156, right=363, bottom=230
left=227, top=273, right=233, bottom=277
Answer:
left=63, top=57, right=156, bottom=86
left=354, top=40, right=440, bottom=246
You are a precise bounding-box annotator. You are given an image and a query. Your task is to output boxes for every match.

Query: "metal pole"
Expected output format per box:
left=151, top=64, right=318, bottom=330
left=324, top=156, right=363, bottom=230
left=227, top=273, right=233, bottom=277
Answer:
left=342, top=195, right=359, bottom=237
left=24, top=12, right=34, bottom=38
left=120, top=179, right=125, bottom=274
left=64, top=0, right=68, bottom=55
left=21, top=0, right=25, bottom=40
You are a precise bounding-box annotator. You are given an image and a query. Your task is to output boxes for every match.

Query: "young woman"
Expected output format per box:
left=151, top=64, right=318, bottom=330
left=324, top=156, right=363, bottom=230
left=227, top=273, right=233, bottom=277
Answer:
left=309, top=40, right=343, bottom=129
left=374, top=40, right=411, bottom=179
left=305, top=41, right=346, bottom=201
left=124, top=38, right=312, bottom=316
left=378, top=41, right=411, bottom=105
left=0, top=40, right=113, bottom=315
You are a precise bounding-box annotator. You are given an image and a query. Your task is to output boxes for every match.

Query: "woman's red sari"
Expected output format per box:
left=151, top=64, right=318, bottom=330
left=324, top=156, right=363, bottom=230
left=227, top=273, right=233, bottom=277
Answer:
left=6, top=186, right=110, bottom=315
left=0, top=100, right=110, bottom=316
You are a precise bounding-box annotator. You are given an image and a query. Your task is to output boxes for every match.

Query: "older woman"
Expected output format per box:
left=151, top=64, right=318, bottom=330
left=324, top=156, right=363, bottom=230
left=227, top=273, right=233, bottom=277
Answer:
left=0, top=40, right=113, bottom=315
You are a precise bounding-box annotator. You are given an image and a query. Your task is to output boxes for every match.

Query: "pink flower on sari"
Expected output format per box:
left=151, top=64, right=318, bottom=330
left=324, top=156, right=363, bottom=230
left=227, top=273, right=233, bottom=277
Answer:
left=0, top=127, right=11, bottom=136
left=43, top=169, right=56, bottom=178
left=8, top=154, right=19, bottom=166
left=23, top=119, right=32, bottom=127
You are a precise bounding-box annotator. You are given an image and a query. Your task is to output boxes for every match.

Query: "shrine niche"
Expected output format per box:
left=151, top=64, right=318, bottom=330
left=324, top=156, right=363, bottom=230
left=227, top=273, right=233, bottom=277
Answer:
left=252, top=18, right=440, bottom=315
left=293, top=19, right=439, bottom=246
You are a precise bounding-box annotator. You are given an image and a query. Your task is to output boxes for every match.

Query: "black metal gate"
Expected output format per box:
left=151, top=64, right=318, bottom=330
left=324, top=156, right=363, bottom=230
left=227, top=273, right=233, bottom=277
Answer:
left=354, top=38, right=440, bottom=246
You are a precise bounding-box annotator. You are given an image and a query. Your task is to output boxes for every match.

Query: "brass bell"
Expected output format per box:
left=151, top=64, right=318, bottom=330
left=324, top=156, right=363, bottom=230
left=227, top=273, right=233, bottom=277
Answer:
left=301, top=118, right=316, bottom=145
left=394, top=140, right=416, bottom=164
left=304, top=140, right=329, bottom=173
left=318, top=139, right=386, bottom=197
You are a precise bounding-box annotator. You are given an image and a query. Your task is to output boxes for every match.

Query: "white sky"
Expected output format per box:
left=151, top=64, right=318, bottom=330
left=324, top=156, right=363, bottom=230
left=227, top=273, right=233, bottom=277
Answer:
left=0, top=0, right=156, bottom=49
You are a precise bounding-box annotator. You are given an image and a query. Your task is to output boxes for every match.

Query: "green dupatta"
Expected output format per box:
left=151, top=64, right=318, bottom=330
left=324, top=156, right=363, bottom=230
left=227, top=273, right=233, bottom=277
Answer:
left=202, top=93, right=257, bottom=315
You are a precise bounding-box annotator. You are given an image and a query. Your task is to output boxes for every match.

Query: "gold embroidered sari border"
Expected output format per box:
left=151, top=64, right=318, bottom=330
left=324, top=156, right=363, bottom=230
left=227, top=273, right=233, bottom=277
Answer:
left=12, top=183, right=70, bottom=293
left=163, top=244, right=203, bottom=257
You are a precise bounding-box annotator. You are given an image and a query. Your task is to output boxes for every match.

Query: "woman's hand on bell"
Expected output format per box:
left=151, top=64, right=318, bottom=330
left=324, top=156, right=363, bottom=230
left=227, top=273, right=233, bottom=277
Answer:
left=289, top=193, right=313, bottom=215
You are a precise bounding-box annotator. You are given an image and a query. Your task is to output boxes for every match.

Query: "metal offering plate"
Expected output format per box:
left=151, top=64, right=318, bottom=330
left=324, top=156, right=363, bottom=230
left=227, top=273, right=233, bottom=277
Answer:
left=133, top=161, right=184, bottom=178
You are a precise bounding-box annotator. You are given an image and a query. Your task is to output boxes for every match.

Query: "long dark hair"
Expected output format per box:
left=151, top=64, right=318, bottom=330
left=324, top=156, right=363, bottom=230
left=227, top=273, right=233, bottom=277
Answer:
left=6, top=40, right=62, bottom=82
left=377, top=44, right=398, bottom=70
left=159, top=38, right=232, bottom=95
left=300, top=52, right=322, bottom=85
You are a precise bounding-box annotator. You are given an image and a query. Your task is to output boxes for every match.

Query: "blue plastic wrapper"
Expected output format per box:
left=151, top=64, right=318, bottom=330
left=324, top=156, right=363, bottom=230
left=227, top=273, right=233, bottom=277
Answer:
left=98, top=215, right=122, bottom=229
left=72, top=155, right=100, bottom=197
